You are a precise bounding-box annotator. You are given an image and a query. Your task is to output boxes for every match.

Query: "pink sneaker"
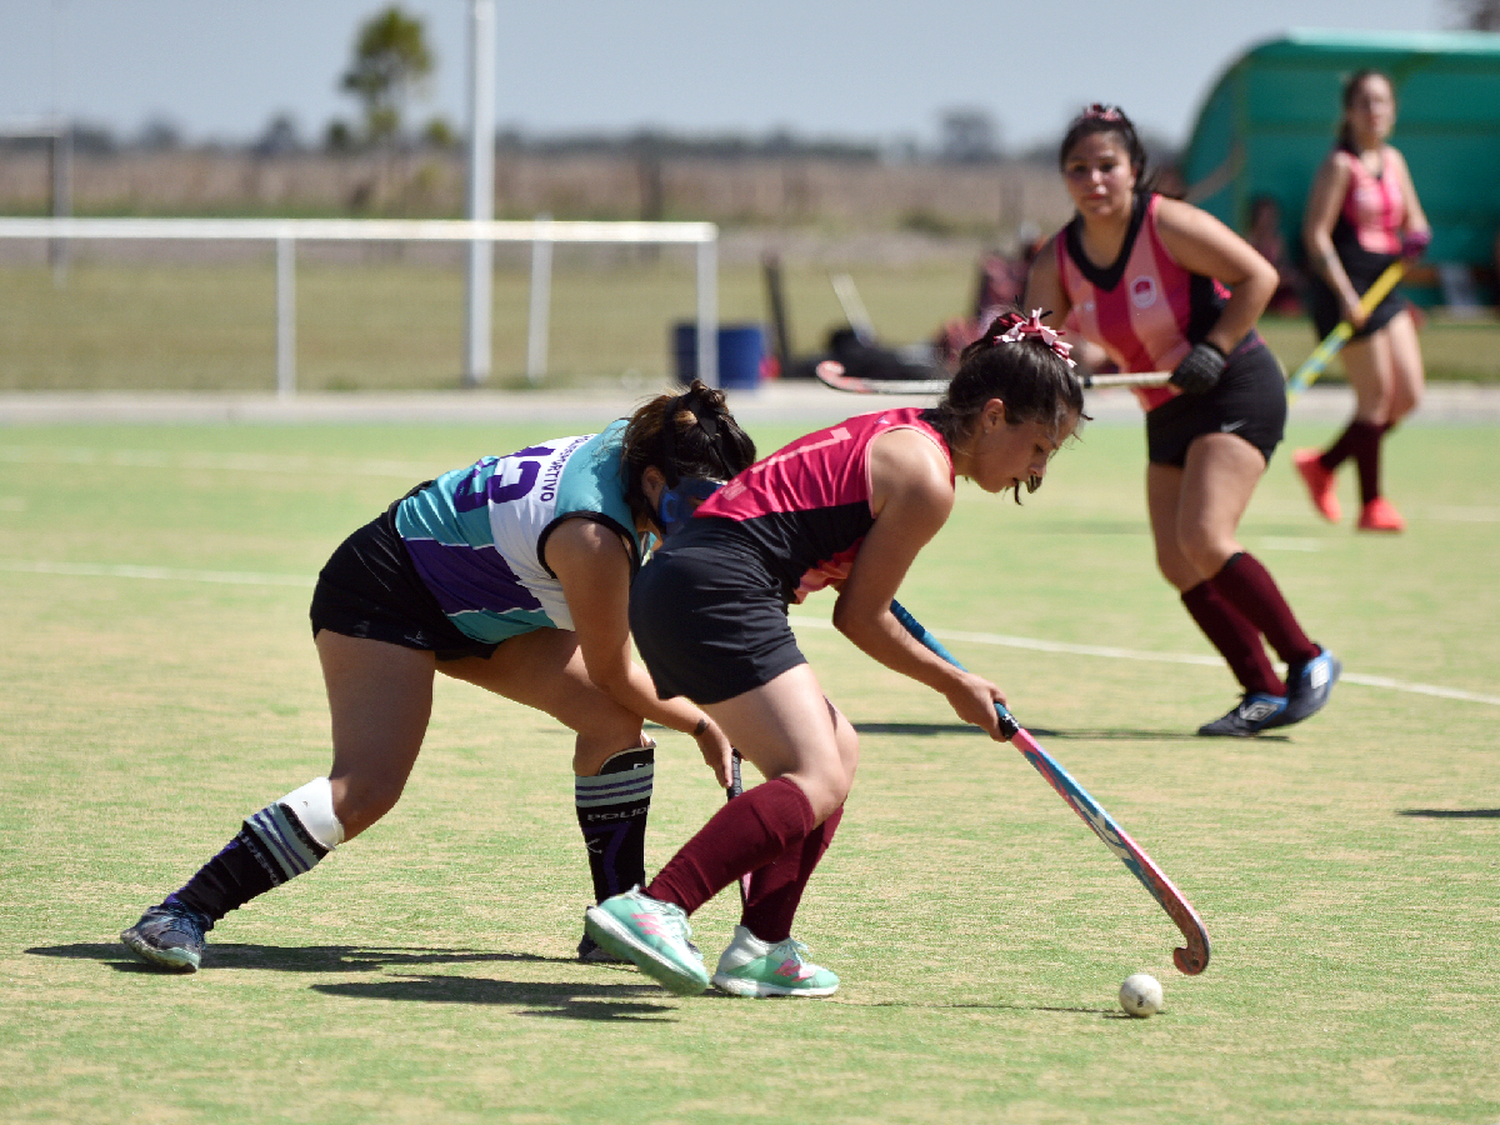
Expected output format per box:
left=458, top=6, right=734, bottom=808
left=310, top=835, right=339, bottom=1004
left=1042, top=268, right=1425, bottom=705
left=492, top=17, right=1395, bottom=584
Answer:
left=1293, top=449, right=1341, bottom=523
left=1358, top=496, right=1406, bottom=532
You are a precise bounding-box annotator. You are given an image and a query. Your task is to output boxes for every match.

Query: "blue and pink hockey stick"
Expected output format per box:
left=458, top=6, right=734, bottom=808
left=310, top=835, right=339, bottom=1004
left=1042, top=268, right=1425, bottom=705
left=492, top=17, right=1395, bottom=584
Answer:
left=891, top=600, right=1211, bottom=975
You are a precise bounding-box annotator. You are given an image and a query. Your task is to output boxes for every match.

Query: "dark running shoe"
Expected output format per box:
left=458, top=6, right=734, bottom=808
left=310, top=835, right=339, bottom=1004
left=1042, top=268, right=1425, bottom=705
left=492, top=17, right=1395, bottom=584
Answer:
left=577, top=931, right=629, bottom=964
left=121, top=901, right=210, bottom=972
left=1197, top=692, right=1288, bottom=737
left=1271, top=648, right=1342, bottom=728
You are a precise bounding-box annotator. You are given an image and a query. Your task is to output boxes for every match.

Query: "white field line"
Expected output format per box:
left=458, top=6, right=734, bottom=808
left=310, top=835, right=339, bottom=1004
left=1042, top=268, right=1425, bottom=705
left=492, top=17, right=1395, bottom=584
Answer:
left=787, top=614, right=1500, bottom=710
left=7, top=444, right=1500, bottom=524
left=0, top=445, right=429, bottom=479
left=2, top=559, right=1497, bottom=709
left=1, top=559, right=313, bottom=588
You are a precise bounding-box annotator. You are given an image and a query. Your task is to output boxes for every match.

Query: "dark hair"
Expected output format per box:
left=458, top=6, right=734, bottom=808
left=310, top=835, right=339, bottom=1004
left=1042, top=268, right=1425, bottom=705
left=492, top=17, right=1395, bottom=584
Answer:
left=619, top=379, right=756, bottom=520
left=1337, top=69, right=1394, bottom=149
left=921, top=309, right=1088, bottom=503
left=1057, top=103, right=1158, bottom=196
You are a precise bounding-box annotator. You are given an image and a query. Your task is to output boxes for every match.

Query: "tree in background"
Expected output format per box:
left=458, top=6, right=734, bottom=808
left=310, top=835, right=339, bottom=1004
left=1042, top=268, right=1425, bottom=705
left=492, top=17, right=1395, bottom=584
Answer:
left=1447, top=0, right=1500, bottom=29
left=340, top=6, right=434, bottom=148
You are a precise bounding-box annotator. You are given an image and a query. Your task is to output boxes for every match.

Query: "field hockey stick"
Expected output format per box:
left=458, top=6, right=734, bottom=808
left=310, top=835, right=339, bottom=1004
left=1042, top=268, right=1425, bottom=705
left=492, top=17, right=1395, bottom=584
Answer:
left=1285, top=260, right=1405, bottom=400
left=889, top=599, right=1211, bottom=976
left=814, top=360, right=1172, bottom=396
left=1082, top=371, right=1172, bottom=389
left=814, top=360, right=949, bottom=396
left=727, top=749, right=750, bottom=907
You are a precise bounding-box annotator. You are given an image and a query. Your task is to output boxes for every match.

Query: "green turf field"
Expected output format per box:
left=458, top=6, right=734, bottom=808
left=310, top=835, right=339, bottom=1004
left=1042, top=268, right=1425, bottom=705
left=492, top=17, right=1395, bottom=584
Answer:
left=2, top=412, right=1498, bottom=1123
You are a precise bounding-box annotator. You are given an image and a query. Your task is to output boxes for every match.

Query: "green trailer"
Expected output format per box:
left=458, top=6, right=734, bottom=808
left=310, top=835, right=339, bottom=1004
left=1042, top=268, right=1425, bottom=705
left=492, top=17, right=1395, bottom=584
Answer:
left=1178, top=28, right=1500, bottom=306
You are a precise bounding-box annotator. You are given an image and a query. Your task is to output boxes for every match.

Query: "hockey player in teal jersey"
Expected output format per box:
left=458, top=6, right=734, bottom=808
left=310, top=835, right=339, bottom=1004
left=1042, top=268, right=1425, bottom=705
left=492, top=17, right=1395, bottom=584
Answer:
left=121, top=381, right=755, bottom=972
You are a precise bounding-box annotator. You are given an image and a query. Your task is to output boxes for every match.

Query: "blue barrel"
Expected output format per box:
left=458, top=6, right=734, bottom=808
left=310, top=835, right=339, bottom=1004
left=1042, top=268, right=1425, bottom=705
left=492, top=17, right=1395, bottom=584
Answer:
left=671, top=323, right=766, bottom=389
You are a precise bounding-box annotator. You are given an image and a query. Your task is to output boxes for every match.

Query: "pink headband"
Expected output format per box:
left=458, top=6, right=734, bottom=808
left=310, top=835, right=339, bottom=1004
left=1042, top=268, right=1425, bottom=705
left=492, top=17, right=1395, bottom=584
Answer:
left=1083, top=103, right=1125, bottom=122
left=994, top=309, right=1076, bottom=368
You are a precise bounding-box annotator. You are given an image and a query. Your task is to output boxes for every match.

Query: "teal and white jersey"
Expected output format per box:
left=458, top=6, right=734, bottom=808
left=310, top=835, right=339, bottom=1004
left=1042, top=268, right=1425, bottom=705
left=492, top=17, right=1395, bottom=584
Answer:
left=393, top=422, right=641, bottom=643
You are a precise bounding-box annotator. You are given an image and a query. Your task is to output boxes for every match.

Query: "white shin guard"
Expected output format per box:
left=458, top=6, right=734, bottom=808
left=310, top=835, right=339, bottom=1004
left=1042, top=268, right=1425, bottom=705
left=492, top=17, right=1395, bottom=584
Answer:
left=278, top=777, right=345, bottom=850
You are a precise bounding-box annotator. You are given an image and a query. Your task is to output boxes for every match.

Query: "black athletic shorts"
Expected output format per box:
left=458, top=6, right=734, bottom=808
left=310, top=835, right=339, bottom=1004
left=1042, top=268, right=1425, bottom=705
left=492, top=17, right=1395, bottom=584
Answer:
left=1307, top=248, right=1404, bottom=340
left=308, top=488, right=502, bottom=662
left=1146, top=342, right=1286, bottom=467
left=629, top=520, right=806, bottom=705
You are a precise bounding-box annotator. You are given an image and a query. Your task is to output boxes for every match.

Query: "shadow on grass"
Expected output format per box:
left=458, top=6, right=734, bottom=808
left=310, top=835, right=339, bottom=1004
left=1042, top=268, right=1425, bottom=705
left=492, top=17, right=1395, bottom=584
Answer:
left=859, top=999, right=1137, bottom=1018
left=1398, top=808, right=1500, bottom=818
left=30, top=942, right=570, bottom=974
left=312, top=974, right=679, bottom=1020
left=853, top=721, right=1264, bottom=743
left=30, top=943, right=683, bottom=1020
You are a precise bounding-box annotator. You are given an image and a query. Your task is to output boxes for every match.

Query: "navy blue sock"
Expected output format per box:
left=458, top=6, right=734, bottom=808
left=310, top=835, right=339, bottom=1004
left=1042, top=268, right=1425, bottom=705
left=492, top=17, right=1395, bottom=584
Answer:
left=575, top=746, right=654, bottom=902
left=169, top=801, right=333, bottom=924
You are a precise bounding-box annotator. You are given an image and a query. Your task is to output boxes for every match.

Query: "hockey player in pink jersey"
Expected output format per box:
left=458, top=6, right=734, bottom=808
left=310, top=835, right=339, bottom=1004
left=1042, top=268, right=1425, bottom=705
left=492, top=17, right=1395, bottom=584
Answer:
left=1025, top=104, right=1340, bottom=739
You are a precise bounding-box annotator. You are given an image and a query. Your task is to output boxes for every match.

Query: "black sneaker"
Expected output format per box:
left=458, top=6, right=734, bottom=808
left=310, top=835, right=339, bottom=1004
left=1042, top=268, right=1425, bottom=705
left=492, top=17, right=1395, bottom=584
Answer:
left=576, top=932, right=629, bottom=964
left=121, top=902, right=210, bottom=972
left=1270, top=648, right=1342, bottom=728
left=1197, top=692, right=1288, bottom=737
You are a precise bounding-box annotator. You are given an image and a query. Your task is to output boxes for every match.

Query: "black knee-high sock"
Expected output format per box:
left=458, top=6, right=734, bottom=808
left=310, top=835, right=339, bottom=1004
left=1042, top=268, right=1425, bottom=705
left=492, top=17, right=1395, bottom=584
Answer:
left=1351, top=420, right=1386, bottom=505
left=575, top=745, right=654, bottom=903
left=1319, top=421, right=1359, bottom=472
left=169, top=801, right=333, bottom=925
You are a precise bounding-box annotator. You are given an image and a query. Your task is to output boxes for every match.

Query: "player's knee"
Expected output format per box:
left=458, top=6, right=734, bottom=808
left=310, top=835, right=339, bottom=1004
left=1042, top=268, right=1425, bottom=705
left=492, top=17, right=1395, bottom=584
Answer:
left=330, top=773, right=406, bottom=835
left=796, top=763, right=853, bottom=821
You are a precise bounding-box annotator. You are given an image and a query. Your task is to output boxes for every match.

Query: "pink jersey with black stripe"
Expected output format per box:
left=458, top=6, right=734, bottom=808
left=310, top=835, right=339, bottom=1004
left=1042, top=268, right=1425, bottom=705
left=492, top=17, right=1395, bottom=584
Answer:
left=1335, top=148, right=1405, bottom=256
left=1056, top=193, right=1230, bottom=411
left=694, top=408, right=951, bottom=603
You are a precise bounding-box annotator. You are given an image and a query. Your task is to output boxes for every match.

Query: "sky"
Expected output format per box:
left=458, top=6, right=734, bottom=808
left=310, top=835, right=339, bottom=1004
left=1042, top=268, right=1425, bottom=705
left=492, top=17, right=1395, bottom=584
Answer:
left=0, top=0, right=1461, bottom=154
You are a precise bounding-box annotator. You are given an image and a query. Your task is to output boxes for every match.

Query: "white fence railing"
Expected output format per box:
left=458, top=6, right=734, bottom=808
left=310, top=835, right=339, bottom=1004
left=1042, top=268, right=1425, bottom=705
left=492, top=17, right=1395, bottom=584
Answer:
left=0, top=216, right=719, bottom=397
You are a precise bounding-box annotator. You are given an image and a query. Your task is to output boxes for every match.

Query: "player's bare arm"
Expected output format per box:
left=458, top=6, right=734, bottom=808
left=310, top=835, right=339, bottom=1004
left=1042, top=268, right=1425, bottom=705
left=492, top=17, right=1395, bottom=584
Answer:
left=1302, top=156, right=1364, bottom=322
left=831, top=428, right=1006, bottom=737
left=1021, top=238, right=1071, bottom=328
left=546, top=517, right=732, bottom=780
left=1154, top=198, right=1276, bottom=350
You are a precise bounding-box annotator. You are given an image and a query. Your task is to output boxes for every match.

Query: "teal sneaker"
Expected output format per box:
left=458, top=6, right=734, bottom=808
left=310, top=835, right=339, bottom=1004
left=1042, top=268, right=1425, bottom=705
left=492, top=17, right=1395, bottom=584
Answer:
left=711, top=925, right=840, bottom=998
left=584, top=888, right=710, bottom=996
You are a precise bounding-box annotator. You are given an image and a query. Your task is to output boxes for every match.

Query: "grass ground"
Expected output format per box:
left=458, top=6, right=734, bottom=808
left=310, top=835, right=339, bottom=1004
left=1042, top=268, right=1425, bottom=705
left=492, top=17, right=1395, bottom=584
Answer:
left=3, top=255, right=1498, bottom=392
left=2, top=413, right=1498, bottom=1123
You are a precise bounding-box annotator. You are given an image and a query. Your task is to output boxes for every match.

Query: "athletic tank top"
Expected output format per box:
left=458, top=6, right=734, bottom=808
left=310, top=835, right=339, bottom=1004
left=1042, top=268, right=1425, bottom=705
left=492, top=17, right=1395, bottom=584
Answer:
left=1333, top=146, right=1405, bottom=257
left=693, top=408, right=951, bottom=604
left=1056, top=192, right=1230, bottom=411
left=393, top=422, right=640, bottom=642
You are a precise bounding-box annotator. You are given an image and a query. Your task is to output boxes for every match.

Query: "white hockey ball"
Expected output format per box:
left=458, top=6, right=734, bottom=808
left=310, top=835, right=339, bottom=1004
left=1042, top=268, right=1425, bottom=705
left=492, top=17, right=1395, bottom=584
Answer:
left=1118, top=972, right=1163, bottom=1017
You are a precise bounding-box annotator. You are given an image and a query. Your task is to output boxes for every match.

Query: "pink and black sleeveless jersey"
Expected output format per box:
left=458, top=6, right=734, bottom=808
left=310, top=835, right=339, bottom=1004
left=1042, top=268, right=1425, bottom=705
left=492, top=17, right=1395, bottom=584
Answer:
left=692, top=408, right=951, bottom=603
left=1333, top=146, right=1405, bottom=257
left=1056, top=192, right=1230, bottom=411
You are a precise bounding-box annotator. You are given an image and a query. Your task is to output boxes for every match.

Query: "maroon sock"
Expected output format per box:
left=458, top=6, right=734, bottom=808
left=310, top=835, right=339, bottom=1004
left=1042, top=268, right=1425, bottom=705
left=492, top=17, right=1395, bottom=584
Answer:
left=1209, top=552, right=1319, bottom=669
left=1350, top=420, right=1385, bottom=506
left=646, top=776, right=817, bottom=916
left=1181, top=581, right=1282, bottom=696
left=1318, top=421, right=1359, bottom=472
left=741, top=804, right=843, bottom=944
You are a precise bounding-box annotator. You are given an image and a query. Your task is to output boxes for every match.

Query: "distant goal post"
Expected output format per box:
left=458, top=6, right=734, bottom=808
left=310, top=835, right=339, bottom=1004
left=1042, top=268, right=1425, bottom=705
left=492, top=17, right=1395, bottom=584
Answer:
left=0, top=216, right=719, bottom=396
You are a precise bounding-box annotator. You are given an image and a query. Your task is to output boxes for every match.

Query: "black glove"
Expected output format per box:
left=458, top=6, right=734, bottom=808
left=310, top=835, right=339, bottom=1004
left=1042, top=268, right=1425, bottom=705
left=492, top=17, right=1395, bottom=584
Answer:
left=1170, top=342, right=1227, bottom=395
